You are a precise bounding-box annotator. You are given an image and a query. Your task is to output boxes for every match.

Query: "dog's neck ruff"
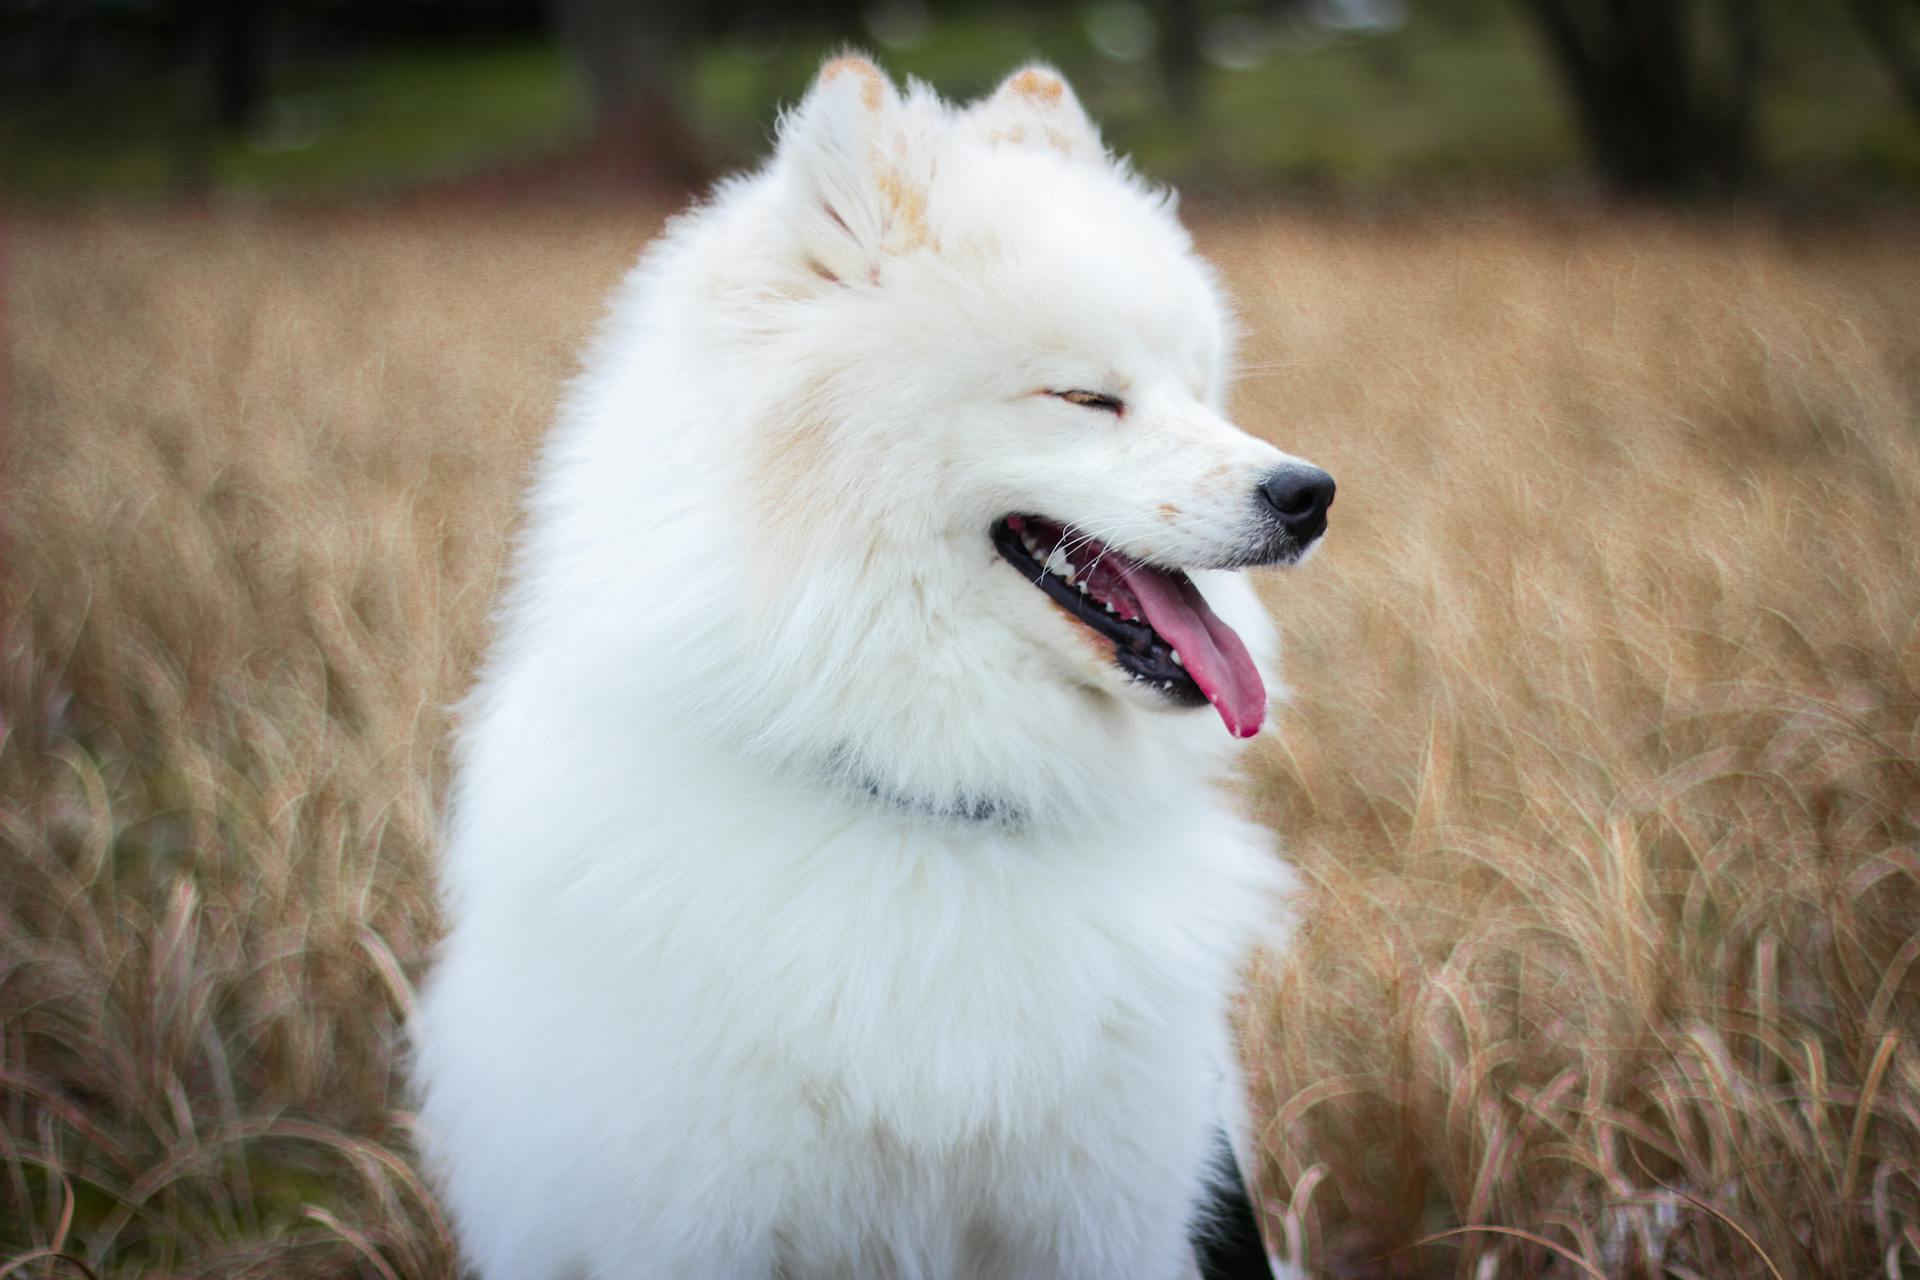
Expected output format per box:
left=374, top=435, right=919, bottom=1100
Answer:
left=825, top=747, right=1031, bottom=828
left=856, top=770, right=1031, bottom=828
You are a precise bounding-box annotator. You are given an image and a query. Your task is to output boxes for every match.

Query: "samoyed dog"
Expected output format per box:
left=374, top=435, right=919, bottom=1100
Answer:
left=413, top=55, right=1333, bottom=1280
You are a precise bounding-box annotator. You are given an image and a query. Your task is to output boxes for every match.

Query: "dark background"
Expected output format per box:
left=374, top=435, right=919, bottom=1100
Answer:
left=4, top=0, right=1918, bottom=204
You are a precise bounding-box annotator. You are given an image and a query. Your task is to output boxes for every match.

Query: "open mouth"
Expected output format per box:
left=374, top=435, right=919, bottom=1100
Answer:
left=991, top=515, right=1267, bottom=739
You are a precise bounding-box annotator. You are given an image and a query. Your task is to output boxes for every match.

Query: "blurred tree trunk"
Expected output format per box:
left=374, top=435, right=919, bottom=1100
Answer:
left=1515, top=0, right=1764, bottom=197
left=548, top=0, right=702, bottom=187
left=1848, top=0, right=1920, bottom=122
left=175, top=0, right=263, bottom=193
left=208, top=0, right=260, bottom=136
left=1155, top=0, right=1204, bottom=117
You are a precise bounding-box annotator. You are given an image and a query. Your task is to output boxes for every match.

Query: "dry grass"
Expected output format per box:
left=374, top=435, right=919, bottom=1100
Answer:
left=5, top=202, right=1919, bottom=1278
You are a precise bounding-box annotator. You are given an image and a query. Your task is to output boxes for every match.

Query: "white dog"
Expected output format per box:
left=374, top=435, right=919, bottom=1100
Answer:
left=412, top=55, right=1333, bottom=1280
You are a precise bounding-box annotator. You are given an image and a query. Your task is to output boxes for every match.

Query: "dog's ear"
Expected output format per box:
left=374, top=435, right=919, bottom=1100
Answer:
left=965, top=64, right=1104, bottom=162
left=774, top=54, right=932, bottom=285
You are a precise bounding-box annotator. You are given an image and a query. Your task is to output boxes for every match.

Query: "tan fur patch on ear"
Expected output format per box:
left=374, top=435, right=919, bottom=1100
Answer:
left=873, top=162, right=932, bottom=254
left=821, top=56, right=886, bottom=113
left=1007, top=68, right=1065, bottom=104
left=985, top=125, right=1028, bottom=146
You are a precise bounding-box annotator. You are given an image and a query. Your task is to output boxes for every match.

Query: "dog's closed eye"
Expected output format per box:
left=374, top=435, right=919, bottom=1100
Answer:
left=1051, top=389, right=1124, bottom=415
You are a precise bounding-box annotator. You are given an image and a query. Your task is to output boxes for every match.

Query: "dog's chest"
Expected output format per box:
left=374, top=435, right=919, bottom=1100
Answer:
left=728, top=816, right=1246, bottom=1145
left=767, top=979, right=1220, bottom=1280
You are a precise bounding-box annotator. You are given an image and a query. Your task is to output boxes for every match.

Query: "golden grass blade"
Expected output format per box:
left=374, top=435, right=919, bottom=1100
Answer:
left=1397, top=1224, right=1608, bottom=1279
left=301, top=1206, right=403, bottom=1280
left=48, top=1173, right=74, bottom=1257
left=1842, top=1032, right=1902, bottom=1207
left=1664, top=1187, right=1788, bottom=1280
left=0, top=1250, right=101, bottom=1280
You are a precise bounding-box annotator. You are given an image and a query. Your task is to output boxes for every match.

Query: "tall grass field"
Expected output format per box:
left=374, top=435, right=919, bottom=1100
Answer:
left=5, top=204, right=1919, bottom=1277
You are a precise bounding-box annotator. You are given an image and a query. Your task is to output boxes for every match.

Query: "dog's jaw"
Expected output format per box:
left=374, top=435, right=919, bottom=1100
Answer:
left=991, top=516, right=1273, bottom=738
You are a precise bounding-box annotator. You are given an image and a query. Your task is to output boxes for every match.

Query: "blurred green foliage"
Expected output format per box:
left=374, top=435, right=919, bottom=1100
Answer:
left=683, top=8, right=1581, bottom=187
left=0, top=40, right=586, bottom=195
left=0, top=1, right=1912, bottom=200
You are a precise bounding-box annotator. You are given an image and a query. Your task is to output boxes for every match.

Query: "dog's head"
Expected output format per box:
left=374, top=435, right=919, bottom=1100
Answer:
left=664, top=57, right=1332, bottom=813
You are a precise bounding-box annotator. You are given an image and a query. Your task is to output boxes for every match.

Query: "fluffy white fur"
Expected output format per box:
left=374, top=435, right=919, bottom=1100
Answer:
left=413, top=57, right=1319, bottom=1279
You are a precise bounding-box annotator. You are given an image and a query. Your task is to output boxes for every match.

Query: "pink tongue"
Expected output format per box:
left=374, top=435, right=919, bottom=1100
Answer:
left=1114, top=562, right=1267, bottom=739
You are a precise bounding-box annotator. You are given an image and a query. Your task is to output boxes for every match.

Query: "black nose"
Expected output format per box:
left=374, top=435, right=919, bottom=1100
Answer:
left=1258, top=465, right=1335, bottom=542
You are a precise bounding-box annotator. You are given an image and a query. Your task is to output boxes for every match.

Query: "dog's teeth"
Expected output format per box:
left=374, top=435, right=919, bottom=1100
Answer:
left=1170, top=650, right=1184, bottom=667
